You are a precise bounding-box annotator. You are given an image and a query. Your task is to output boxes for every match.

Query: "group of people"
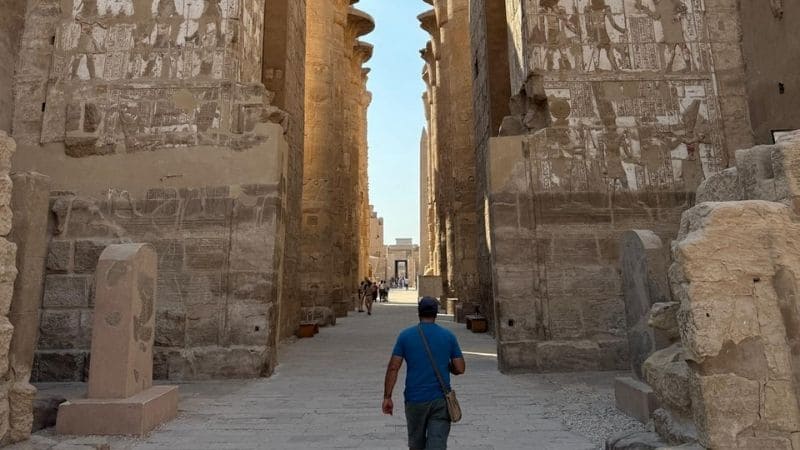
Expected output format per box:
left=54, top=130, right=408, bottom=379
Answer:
left=358, top=278, right=389, bottom=315
left=390, top=276, right=409, bottom=290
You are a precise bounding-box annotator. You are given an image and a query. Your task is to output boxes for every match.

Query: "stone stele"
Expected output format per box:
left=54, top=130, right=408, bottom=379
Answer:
left=56, top=244, right=177, bottom=436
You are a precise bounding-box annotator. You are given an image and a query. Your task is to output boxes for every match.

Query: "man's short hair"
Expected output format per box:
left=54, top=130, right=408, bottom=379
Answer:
left=418, top=297, right=439, bottom=318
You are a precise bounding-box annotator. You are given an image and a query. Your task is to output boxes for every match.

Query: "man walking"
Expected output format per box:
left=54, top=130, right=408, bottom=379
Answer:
left=382, top=297, right=465, bottom=450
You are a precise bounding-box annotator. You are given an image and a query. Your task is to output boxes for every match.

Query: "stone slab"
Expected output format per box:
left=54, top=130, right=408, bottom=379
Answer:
left=615, top=376, right=658, bottom=423
left=88, top=244, right=156, bottom=399
left=55, top=385, right=178, bottom=436
left=417, top=275, right=443, bottom=299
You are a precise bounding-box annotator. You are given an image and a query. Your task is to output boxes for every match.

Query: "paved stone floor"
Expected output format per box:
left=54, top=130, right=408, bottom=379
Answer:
left=23, top=289, right=642, bottom=450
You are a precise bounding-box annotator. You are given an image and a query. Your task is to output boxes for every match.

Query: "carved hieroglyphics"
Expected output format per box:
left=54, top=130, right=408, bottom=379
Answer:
left=7, top=0, right=308, bottom=381
left=487, top=0, right=754, bottom=371
left=301, top=0, right=373, bottom=321
left=419, top=0, right=482, bottom=311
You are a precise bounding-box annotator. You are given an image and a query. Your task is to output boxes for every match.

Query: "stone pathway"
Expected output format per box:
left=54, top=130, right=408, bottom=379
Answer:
left=25, top=289, right=641, bottom=449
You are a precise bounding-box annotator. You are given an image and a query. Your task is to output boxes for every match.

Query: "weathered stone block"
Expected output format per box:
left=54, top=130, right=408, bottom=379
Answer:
left=42, top=275, right=90, bottom=308
left=652, top=408, right=698, bottom=446
left=0, top=316, right=14, bottom=376
left=614, top=377, right=658, bottom=424
left=185, top=303, right=221, bottom=347
left=643, top=345, right=691, bottom=414
left=155, top=307, right=185, bottom=348
left=620, top=230, right=672, bottom=379
left=691, top=374, right=760, bottom=448
left=536, top=341, right=599, bottom=372
left=33, top=351, right=88, bottom=382
left=37, top=310, right=81, bottom=350
left=696, top=167, right=739, bottom=203
left=47, top=240, right=73, bottom=273
left=73, top=239, right=112, bottom=273
left=8, top=382, right=36, bottom=442
left=226, top=302, right=270, bottom=346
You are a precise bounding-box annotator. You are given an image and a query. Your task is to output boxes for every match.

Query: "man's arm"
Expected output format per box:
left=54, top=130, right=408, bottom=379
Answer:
left=449, top=357, right=466, bottom=375
left=382, top=355, right=403, bottom=415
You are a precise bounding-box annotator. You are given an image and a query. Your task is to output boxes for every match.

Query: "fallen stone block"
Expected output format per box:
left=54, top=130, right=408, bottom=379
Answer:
left=614, top=376, right=658, bottom=423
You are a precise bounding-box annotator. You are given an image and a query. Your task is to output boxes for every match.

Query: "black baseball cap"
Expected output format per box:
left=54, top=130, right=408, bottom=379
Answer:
left=418, top=297, right=439, bottom=316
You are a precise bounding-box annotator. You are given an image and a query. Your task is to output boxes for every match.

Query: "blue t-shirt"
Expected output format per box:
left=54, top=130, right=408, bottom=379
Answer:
left=392, top=323, right=463, bottom=403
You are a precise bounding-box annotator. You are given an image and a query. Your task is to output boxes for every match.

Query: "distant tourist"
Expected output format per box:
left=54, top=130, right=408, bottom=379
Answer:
left=359, top=278, right=370, bottom=313
left=368, top=281, right=379, bottom=315
left=382, top=297, right=465, bottom=450
left=379, top=280, right=388, bottom=302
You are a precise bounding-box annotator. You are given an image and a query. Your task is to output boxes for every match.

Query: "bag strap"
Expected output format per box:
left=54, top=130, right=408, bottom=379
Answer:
left=417, top=324, right=449, bottom=395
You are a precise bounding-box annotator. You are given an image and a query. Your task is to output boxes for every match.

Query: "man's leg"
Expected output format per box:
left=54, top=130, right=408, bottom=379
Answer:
left=424, top=398, right=451, bottom=450
left=405, top=401, right=429, bottom=450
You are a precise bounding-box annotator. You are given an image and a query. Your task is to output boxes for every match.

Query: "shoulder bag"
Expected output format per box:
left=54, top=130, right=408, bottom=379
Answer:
left=417, top=325, right=462, bottom=423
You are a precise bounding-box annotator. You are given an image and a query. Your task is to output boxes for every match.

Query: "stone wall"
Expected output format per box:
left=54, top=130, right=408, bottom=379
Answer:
left=35, top=183, right=286, bottom=382
left=504, top=0, right=752, bottom=168
left=0, top=132, right=22, bottom=443
left=385, top=240, right=419, bottom=287
left=11, top=0, right=295, bottom=381
left=485, top=0, right=757, bottom=372
left=0, top=0, right=27, bottom=132
left=739, top=0, right=800, bottom=144
left=488, top=133, right=690, bottom=372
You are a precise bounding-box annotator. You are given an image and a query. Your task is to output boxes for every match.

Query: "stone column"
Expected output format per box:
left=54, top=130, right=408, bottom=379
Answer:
left=262, top=0, right=307, bottom=340
left=420, top=0, right=481, bottom=303
left=6, top=172, right=50, bottom=443
left=357, top=66, right=373, bottom=284
left=301, top=0, right=353, bottom=321
left=418, top=9, right=446, bottom=287
left=343, top=8, right=374, bottom=304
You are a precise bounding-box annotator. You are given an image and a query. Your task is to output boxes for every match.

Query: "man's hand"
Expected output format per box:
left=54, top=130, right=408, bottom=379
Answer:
left=382, top=397, right=394, bottom=415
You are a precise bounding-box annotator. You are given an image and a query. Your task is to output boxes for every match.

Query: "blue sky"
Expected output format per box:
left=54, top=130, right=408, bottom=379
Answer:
left=359, top=0, right=429, bottom=245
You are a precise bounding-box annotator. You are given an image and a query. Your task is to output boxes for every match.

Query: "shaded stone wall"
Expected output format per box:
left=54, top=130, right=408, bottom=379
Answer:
left=11, top=0, right=294, bottom=381
left=469, top=0, right=511, bottom=328
left=739, top=0, right=800, bottom=144
left=488, top=133, right=690, bottom=372
left=262, top=0, right=307, bottom=340
left=485, top=0, right=754, bottom=372
left=0, top=0, right=27, bottom=132
left=36, top=183, right=286, bottom=381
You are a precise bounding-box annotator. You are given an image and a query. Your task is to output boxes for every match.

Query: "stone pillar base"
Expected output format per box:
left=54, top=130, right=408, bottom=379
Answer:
left=56, top=385, right=178, bottom=436
left=614, top=377, right=657, bottom=423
